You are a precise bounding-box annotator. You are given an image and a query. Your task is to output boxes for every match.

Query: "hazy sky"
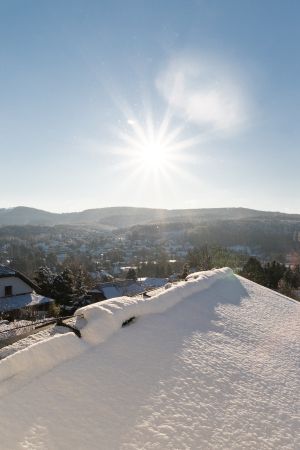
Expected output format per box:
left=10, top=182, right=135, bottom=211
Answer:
left=0, top=0, right=299, bottom=213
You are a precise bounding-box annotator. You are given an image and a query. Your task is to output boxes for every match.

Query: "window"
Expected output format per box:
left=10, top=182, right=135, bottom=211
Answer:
left=5, top=285, right=12, bottom=296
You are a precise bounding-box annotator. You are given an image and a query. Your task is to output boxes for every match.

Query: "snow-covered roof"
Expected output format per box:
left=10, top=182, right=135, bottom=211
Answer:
left=0, top=268, right=299, bottom=449
left=137, top=277, right=168, bottom=287
left=101, top=285, right=121, bottom=299
left=0, top=292, right=53, bottom=312
left=0, top=264, right=39, bottom=290
left=98, top=279, right=168, bottom=300
left=0, top=265, right=15, bottom=277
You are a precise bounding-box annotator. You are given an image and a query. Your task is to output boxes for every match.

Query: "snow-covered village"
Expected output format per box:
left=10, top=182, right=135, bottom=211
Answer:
left=0, top=1, right=299, bottom=449
left=0, top=209, right=299, bottom=449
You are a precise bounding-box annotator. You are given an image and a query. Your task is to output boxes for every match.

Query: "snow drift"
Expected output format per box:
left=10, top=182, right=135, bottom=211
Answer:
left=0, top=268, right=298, bottom=450
left=76, top=267, right=233, bottom=345
left=0, top=268, right=232, bottom=388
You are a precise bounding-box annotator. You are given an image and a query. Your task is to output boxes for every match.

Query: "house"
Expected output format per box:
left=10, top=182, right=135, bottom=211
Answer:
left=0, top=265, right=54, bottom=319
left=87, top=277, right=168, bottom=302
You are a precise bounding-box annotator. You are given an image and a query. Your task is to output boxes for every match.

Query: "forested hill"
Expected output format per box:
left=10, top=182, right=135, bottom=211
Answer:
left=1, top=206, right=300, bottom=228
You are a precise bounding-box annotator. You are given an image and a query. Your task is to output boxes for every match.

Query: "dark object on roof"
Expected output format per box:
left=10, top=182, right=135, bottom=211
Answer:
left=122, top=316, right=136, bottom=327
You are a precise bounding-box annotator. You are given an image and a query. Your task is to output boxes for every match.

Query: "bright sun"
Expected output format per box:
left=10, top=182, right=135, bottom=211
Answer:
left=115, top=114, right=187, bottom=176
left=111, top=108, right=200, bottom=201
left=138, top=140, right=168, bottom=168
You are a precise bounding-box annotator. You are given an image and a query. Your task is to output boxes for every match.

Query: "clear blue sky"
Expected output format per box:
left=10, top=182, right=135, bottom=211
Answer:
left=0, top=0, right=299, bottom=213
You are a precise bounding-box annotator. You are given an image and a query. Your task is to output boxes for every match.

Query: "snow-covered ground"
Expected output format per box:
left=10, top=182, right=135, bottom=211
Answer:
left=0, top=268, right=299, bottom=449
left=0, top=322, right=71, bottom=360
left=0, top=320, right=37, bottom=346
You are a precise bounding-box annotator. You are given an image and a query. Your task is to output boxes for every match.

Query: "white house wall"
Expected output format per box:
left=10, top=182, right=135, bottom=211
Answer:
left=0, top=277, right=33, bottom=298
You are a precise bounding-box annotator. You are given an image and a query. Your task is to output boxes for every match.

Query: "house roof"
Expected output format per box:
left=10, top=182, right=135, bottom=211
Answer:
left=0, top=265, right=39, bottom=291
left=0, top=266, right=15, bottom=277
left=94, top=278, right=169, bottom=300
left=0, top=292, right=53, bottom=312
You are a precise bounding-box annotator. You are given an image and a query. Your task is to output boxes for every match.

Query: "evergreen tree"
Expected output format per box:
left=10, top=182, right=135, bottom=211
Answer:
left=187, top=246, right=213, bottom=271
left=264, top=261, right=285, bottom=289
left=74, top=268, right=88, bottom=299
left=292, top=265, right=300, bottom=288
left=240, top=257, right=266, bottom=285
left=34, top=266, right=54, bottom=297
left=52, top=268, right=76, bottom=307
left=181, top=263, right=189, bottom=280
left=278, top=278, right=293, bottom=297
left=126, top=268, right=137, bottom=280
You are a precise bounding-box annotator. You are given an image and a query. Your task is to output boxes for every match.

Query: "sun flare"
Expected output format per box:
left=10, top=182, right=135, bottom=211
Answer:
left=115, top=112, right=193, bottom=178
left=122, top=118, right=176, bottom=173
left=138, top=139, right=169, bottom=168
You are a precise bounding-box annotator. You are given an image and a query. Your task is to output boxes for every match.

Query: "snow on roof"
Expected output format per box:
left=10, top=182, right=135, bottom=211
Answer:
left=101, top=285, right=122, bottom=299
left=0, top=265, right=15, bottom=276
left=0, top=293, right=53, bottom=312
left=100, top=279, right=168, bottom=300
left=138, top=277, right=168, bottom=287
left=0, top=268, right=299, bottom=449
left=0, top=264, right=39, bottom=290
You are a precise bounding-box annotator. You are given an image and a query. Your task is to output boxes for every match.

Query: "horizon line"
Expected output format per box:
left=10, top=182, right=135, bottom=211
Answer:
left=0, top=205, right=298, bottom=216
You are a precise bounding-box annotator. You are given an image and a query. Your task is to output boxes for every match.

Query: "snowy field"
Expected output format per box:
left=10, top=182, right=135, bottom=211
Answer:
left=0, top=268, right=299, bottom=449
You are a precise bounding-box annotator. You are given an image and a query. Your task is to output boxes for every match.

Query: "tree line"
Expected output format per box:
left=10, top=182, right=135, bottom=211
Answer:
left=34, top=264, right=93, bottom=314
left=240, top=257, right=300, bottom=299
left=20, top=245, right=300, bottom=318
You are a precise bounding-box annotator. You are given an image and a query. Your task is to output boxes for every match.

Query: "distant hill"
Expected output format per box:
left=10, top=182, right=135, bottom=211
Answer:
left=0, top=206, right=300, bottom=228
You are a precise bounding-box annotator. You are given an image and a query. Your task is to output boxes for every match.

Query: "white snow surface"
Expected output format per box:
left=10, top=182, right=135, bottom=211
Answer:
left=100, top=278, right=168, bottom=300
left=0, top=267, right=299, bottom=449
left=0, top=292, right=53, bottom=312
